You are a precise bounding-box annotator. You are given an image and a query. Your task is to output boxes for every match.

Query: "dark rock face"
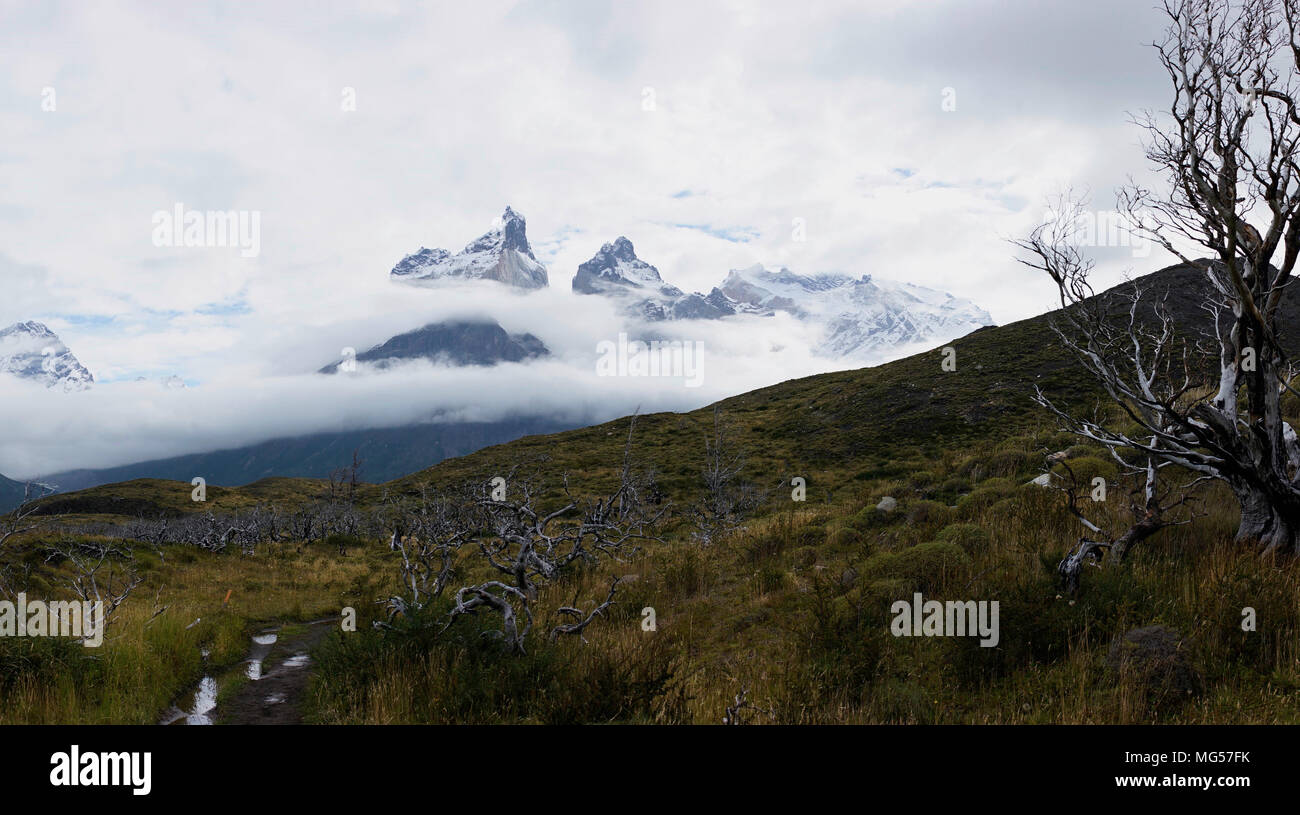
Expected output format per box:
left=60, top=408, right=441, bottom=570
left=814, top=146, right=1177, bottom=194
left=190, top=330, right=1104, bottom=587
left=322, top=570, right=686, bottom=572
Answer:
left=498, top=206, right=533, bottom=255
left=1106, top=625, right=1203, bottom=706
left=670, top=288, right=739, bottom=320
left=390, top=247, right=452, bottom=277
left=571, top=236, right=667, bottom=294
left=320, top=320, right=548, bottom=373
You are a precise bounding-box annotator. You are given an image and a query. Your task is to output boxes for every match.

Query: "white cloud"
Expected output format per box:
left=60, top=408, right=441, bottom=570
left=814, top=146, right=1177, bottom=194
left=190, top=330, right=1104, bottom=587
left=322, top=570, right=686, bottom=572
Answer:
left=0, top=0, right=1186, bottom=477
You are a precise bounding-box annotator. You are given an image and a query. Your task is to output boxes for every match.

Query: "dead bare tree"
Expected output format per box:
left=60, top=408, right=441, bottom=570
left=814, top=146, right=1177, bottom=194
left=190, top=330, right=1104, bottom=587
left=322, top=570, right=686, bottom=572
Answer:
left=379, top=487, right=472, bottom=621
left=0, top=482, right=54, bottom=549
left=690, top=407, right=766, bottom=545
left=1, top=484, right=58, bottom=602
left=1019, top=0, right=1300, bottom=556
left=721, top=684, right=774, bottom=724
left=452, top=420, right=665, bottom=653
left=347, top=448, right=364, bottom=500
left=1049, top=453, right=1203, bottom=592
left=382, top=417, right=666, bottom=654
left=445, top=581, right=533, bottom=649
left=328, top=448, right=365, bottom=503
left=549, top=577, right=620, bottom=643
left=43, top=538, right=142, bottom=629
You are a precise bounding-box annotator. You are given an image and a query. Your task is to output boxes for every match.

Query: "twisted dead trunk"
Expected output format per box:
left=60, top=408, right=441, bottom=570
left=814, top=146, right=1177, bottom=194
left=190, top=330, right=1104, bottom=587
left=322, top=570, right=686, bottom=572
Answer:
left=1231, top=479, right=1300, bottom=555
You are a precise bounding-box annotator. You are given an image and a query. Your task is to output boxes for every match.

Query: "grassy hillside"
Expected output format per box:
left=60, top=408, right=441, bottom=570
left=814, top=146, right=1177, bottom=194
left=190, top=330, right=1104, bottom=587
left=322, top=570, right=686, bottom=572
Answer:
left=5, top=261, right=1300, bottom=725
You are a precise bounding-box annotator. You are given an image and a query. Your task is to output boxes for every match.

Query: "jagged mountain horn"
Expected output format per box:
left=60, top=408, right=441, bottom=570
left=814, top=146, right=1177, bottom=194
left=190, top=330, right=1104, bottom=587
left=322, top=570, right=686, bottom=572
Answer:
left=390, top=207, right=548, bottom=289
left=572, top=236, right=673, bottom=294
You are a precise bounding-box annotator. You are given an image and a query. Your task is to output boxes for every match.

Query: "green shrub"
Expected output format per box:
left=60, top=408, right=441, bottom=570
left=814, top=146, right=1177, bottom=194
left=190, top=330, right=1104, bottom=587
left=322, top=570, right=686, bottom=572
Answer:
left=792, top=524, right=826, bottom=548
left=850, top=505, right=899, bottom=532
left=863, top=541, right=970, bottom=593
left=935, top=523, right=991, bottom=553
left=977, top=476, right=1014, bottom=491
left=907, top=470, right=938, bottom=491
left=904, top=500, right=953, bottom=533
left=983, top=449, right=1035, bottom=479
left=755, top=563, right=788, bottom=594
left=950, top=575, right=1077, bottom=684
left=309, top=615, right=685, bottom=724
left=1052, top=455, right=1117, bottom=487
left=323, top=533, right=365, bottom=551
left=828, top=526, right=863, bottom=551
left=787, top=576, right=888, bottom=705
left=791, top=546, right=820, bottom=568
left=861, top=577, right=912, bottom=606
left=933, top=476, right=972, bottom=503
left=0, top=636, right=91, bottom=693
left=957, top=485, right=1015, bottom=519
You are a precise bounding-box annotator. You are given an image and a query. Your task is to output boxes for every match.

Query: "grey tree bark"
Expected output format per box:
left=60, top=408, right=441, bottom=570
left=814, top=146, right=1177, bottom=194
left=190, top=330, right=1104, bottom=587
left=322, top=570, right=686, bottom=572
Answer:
left=1020, top=0, right=1300, bottom=557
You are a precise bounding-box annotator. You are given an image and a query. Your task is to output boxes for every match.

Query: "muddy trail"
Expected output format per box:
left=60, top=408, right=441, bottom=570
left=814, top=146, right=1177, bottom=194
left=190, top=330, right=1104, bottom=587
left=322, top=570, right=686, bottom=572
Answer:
left=161, top=617, right=338, bottom=726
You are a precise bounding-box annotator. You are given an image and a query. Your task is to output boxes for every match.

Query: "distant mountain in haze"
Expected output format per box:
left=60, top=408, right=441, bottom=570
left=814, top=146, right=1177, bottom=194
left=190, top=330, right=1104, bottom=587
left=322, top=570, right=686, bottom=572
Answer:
left=0, top=321, right=94, bottom=391
left=319, top=319, right=548, bottom=373
left=569, top=237, right=994, bottom=358
left=38, top=416, right=582, bottom=496
left=0, top=472, right=31, bottom=514
left=719, top=265, right=994, bottom=358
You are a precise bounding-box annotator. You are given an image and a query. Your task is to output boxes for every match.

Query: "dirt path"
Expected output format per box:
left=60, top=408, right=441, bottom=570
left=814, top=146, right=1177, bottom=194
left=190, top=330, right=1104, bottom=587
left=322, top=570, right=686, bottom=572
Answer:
left=218, top=618, right=337, bottom=725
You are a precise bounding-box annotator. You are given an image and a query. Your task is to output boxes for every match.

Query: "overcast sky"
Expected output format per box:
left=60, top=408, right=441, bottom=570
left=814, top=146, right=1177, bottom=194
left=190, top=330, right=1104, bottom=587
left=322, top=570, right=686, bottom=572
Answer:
left=0, top=0, right=1184, bottom=478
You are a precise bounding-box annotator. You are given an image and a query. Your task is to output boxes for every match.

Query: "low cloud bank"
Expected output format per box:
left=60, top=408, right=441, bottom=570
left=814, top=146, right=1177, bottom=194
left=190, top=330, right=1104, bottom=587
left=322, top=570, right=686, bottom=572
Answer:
left=2, top=282, right=931, bottom=478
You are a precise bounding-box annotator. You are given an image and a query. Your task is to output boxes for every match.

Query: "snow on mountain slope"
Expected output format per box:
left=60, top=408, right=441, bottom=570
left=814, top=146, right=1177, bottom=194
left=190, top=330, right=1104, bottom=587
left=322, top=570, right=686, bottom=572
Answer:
left=719, top=265, right=994, bottom=359
left=0, top=321, right=94, bottom=391
left=390, top=207, right=548, bottom=289
left=571, top=237, right=766, bottom=321
left=571, top=237, right=993, bottom=360
left=573, top=236, right=678, bottom=294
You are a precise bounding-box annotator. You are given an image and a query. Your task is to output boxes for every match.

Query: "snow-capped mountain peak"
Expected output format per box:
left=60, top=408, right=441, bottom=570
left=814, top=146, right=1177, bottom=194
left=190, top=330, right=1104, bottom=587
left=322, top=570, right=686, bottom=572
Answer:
left=0, top=321, right=94, bottom=391
left=572, top=236, right=675, bottom=294
left=719, top=265, right=993, bottom=359
left=390, top=207, right=549, bottom=289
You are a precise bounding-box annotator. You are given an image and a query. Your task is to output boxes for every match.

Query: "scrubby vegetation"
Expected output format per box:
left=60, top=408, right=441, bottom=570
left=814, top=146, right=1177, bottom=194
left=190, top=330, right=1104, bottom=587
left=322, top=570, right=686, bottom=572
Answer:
left=4, top=259, right=1300, bottom=724
left=5, top=406, right=1297, bottom=724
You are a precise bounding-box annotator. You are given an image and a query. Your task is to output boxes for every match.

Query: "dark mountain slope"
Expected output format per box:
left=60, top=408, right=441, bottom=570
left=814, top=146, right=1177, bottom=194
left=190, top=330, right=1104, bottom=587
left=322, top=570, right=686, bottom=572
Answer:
left=318, top=319, right=547, bottom=373
left=0, top=472, right=29, bottom=513
left=27, top=261, right=1299, bottom=519
left=383, top=261, right=1300, bottom=495
left=37, top=416, right=579, bottom=497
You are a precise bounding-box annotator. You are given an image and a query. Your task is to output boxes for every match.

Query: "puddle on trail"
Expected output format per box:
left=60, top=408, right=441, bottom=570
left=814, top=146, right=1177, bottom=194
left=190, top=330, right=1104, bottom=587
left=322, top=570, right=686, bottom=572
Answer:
left=282, top=653, right=310, bottom=669
left=160, top=627, right=280, bottom=725
left=159, top=618, right=335, bottom=725
left=160, top=676, right=217, bottom=725
left=246, top=632, right=279, bottom=680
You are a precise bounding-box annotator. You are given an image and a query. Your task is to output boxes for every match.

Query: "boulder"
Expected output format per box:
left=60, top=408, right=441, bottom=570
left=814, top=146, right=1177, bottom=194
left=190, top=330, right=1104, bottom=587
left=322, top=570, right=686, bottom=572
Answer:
left=1106, top=625, right=1203, bottom=705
